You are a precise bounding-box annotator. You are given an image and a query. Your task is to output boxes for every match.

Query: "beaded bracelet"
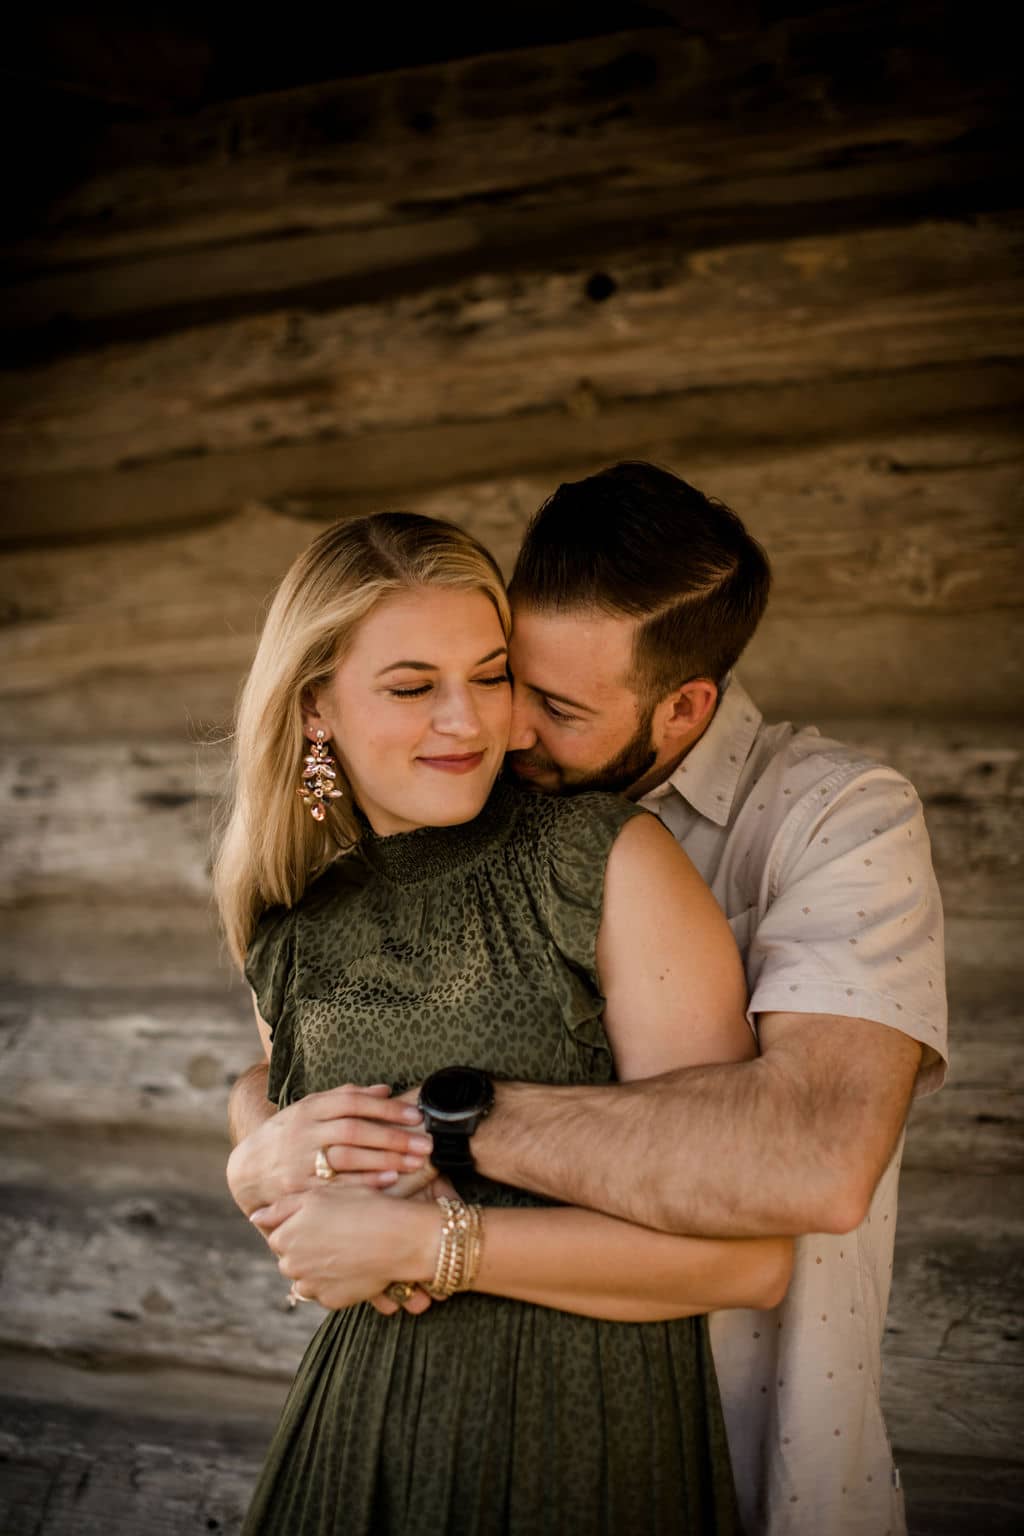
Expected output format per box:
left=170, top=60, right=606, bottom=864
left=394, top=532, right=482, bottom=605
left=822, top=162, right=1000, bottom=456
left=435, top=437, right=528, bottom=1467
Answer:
left=424, top=1195, right=484, bottom=1299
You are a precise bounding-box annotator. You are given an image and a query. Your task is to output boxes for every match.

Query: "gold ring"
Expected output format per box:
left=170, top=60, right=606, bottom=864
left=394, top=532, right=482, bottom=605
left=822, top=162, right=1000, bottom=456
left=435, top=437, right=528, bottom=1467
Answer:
left=314, top=1147, right=336, bottom=1181
left=288, top=1281, right=314, bottom=1306
left=384, top=1280, right=417, bottom=1305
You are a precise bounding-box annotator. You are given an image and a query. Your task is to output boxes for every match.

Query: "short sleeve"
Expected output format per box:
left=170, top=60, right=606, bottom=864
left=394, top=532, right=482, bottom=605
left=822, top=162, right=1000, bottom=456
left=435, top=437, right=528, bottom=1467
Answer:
left=537, top=793, right=649, bottom=975
left=747, top=766, right=948, bottom=1096
left=244, top=904, right=305, bottom=1105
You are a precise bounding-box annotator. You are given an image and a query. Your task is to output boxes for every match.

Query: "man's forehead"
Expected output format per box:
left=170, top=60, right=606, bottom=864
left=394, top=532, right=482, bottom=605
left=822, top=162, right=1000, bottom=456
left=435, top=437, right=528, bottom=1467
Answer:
left=509, top=604, right=637, bottom=694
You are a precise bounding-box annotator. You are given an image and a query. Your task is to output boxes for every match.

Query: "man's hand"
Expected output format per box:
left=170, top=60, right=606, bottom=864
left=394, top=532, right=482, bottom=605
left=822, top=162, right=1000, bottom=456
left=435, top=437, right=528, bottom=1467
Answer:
left=226, top=1076, right=433, bottom=1218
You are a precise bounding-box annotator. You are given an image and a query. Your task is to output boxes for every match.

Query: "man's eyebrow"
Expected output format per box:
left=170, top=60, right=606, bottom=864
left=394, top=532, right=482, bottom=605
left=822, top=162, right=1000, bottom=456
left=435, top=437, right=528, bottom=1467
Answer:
left=524, top=682, right=596, bottom=714
left=375, top=647, right=507, bottom=677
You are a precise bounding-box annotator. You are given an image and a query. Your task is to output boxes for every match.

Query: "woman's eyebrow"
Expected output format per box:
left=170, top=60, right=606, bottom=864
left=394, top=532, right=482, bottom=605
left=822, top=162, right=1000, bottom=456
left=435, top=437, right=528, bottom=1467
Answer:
left=375, top=647, right=507, bottom=677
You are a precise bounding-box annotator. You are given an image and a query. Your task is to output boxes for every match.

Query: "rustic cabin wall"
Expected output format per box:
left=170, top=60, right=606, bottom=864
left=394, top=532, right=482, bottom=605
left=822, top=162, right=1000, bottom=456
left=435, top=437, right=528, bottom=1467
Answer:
left=1, top=5, right=1021, bottom=1533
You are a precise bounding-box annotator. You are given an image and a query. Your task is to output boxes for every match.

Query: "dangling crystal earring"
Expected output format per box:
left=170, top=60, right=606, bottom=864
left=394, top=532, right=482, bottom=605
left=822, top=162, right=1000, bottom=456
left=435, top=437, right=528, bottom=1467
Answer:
left=298, top=728, right=344, bottom=822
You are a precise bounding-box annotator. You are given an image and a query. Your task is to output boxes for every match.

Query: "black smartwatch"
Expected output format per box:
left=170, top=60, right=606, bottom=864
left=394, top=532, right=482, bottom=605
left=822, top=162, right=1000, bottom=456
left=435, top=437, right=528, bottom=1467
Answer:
left=418, top=1066, right=495, bottom=1174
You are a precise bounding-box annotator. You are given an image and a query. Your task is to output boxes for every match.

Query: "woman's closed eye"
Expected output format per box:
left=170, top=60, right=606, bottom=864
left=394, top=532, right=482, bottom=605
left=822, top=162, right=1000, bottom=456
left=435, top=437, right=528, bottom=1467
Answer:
left=387, top=673, right=509, bottom=699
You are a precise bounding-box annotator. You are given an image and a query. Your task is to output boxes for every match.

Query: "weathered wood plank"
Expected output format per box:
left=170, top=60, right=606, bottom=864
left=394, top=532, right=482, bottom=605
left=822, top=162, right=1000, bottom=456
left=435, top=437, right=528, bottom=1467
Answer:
left=903, top=1002, right=1024, bottom=1175
left=0, top=1167, right=1019, bottom=1428
left=0, top=1389, right=266, bottom=1536
left=4, top=218, right=1022, bottom=483
left=881, top=1358, right=1022, bottom=1462
left=2, top=424, right=1022, bottom=732
left=1, top=952, right=1018, bottom=1173
left=887, top=1173, right=1024, bottom=1365
left=2, top=13, right=1013, bottom=335
left=898, top=1450, right=1024, bottom=1536
left=3, top=728, right=1019, bottom=909
left=0, top=1392, right=1020, bottom=1536
left=0, top=987, right=252, bottom=1138
left=0, top=1180, right=321, bottom=1379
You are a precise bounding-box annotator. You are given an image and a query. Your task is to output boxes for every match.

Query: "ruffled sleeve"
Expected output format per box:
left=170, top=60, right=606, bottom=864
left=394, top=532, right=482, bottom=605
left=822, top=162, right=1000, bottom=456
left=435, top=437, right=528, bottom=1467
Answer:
left=528, top=791, right=648, bottom=1067
left=244, top=903, right=305, bottom=1106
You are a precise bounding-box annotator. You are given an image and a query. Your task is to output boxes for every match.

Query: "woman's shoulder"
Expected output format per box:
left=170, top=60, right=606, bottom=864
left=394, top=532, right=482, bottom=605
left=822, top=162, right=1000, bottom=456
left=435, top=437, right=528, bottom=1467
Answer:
left=510, top=781, right=649, bottom=850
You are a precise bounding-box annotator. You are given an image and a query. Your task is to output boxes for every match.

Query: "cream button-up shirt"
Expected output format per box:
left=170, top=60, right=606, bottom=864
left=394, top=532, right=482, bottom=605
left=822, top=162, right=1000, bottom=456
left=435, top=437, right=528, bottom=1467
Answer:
left=640, top=676, right=948, bottom=1536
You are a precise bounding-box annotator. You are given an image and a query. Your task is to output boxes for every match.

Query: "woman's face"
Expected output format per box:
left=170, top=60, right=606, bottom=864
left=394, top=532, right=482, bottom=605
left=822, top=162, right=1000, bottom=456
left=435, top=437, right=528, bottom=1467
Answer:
left=308, top=586, right=511, bottom=837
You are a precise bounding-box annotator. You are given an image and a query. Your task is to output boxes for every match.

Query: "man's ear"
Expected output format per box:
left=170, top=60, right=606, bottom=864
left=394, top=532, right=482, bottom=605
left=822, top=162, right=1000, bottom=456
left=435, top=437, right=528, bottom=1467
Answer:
left=659, top=679, right=719, bottom=743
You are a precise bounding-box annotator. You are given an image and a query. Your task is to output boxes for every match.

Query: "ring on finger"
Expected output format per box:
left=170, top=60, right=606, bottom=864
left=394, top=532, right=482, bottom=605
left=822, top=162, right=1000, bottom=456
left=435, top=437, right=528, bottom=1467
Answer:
left=314, top=1147, right=336, bottom=1182
left=384, top=1280, right=418, bottom=1305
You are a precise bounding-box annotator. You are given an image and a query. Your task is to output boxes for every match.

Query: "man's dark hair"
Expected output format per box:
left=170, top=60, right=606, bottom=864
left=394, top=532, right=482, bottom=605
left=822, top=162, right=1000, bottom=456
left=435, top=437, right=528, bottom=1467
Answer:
left=509, top=461, right=771, bottom=700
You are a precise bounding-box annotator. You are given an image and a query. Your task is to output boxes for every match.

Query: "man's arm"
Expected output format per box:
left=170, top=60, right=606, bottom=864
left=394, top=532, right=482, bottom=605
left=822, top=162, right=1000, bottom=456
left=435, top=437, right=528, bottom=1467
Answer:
left=473, top=1011, right=922, bottom=1238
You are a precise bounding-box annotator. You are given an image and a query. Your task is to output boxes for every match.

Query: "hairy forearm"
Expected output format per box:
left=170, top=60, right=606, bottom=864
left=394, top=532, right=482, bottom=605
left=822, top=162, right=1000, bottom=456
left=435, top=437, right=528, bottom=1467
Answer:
left=474, top=1055, right=862, bottom=1239
left=474, top=1206, right=791, bottom=1321
left=228, top=1060, right=275, bottom=1147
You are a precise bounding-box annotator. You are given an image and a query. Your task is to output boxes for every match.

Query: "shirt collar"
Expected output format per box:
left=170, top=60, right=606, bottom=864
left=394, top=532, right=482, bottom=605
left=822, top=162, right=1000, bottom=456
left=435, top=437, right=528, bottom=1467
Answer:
left=642, top=674, right=762, bottom=827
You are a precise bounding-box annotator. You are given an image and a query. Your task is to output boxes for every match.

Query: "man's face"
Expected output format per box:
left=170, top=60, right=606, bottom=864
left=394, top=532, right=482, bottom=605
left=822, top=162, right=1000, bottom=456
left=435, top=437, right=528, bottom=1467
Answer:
left=506, top=607, right=663, bottom=798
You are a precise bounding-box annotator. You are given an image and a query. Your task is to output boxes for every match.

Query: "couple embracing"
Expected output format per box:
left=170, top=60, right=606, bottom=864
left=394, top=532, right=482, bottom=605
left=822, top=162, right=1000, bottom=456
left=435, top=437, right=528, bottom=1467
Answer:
left=218, top=461, right=947, bottom=1535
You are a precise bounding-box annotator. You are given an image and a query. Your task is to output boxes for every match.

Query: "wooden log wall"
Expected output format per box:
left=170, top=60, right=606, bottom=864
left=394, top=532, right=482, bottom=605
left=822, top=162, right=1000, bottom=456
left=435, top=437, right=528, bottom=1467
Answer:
left=1, top=6, right=1021, bottom=1532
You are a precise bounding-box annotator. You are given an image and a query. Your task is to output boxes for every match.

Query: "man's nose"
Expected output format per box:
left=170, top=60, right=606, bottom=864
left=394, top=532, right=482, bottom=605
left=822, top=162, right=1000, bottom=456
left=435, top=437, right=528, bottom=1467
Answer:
left=508, top=684, right=538, bottom=751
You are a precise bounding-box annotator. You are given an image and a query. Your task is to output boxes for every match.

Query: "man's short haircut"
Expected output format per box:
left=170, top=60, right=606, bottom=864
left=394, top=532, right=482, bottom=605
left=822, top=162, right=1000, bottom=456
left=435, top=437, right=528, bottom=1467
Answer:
left=509, top=461, right=772, bottom=701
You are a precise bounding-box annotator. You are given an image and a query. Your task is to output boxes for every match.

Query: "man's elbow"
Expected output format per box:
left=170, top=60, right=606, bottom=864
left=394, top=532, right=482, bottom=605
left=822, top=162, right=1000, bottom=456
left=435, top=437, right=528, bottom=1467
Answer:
left=809, top=1166, right=874, bottom=1236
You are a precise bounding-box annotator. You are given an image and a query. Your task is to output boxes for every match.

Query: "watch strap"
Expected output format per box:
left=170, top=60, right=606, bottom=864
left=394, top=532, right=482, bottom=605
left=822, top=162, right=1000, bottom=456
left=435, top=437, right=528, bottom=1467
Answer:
left=430, top=1127, right=477, bottom=1173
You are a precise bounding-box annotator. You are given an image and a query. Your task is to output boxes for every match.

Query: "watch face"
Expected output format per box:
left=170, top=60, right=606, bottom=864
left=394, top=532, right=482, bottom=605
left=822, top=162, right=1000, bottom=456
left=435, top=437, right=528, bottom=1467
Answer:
left=427, top=1066, right=487, bottom=1115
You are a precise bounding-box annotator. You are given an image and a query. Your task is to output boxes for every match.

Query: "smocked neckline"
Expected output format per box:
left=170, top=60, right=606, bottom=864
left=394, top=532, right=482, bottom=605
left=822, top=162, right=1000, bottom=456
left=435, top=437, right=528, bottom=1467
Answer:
left=357, top=776, right=523, bottom=884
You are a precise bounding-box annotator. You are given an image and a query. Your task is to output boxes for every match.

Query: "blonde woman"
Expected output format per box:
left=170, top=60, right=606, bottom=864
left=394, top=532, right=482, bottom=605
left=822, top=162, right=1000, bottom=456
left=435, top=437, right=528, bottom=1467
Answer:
left=215, top=512, right=791, bottom=1535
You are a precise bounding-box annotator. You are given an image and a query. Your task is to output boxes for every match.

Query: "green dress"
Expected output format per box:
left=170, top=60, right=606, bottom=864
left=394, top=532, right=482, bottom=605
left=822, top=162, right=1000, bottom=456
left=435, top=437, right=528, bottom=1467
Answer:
left=241, top=779, right=740, bottom=1536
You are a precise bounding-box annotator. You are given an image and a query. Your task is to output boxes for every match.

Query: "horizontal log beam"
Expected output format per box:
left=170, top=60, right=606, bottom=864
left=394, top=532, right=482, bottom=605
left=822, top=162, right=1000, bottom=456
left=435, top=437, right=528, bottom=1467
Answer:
left=3, top=218, right=1022, bottom=491
left=2, top=727, right=1019, bottom=911
left=2, top=12, right=1015, bottom=349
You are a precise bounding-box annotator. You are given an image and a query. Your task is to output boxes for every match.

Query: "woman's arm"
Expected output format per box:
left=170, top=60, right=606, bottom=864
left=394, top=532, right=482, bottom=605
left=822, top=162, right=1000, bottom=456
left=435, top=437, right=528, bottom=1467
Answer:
left=256, top=814, right=792, bottom=1319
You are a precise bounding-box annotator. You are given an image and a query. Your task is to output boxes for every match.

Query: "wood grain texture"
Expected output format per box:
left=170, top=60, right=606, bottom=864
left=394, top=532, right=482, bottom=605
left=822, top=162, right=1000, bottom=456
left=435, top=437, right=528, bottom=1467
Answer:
left=2, top=11, right=1014, bottom=341
left=2, top=427, right=1021, bottom=732
left=4, top=218, right=1021, bottom=484
left=0, top=1167, right=1018, bottom=1459
left=2, top=727, right=1019, bottom=910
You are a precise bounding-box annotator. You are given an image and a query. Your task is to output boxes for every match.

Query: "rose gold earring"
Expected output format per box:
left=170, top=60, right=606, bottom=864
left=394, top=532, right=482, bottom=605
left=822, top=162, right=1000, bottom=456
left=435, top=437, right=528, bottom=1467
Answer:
left=298, top=728, right=344, bottom=822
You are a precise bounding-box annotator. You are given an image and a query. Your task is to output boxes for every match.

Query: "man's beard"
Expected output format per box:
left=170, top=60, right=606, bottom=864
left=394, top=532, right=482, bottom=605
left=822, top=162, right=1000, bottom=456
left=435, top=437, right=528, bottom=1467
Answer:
left=509, top=702, right=658, bottom=799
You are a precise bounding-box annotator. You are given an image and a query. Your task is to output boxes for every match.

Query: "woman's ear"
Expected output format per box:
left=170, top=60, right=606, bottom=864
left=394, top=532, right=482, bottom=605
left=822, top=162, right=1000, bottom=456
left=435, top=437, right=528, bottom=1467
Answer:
left=299, top=684, right=326, bottom=739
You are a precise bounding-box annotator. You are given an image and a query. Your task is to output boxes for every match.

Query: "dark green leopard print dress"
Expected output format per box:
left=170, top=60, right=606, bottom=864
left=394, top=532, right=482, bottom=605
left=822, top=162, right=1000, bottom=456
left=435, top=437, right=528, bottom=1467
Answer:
left=241, top=779, right=740, bottom=1536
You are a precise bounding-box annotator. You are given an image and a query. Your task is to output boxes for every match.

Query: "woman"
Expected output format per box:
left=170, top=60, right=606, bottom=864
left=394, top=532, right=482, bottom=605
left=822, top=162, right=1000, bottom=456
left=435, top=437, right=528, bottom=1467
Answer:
left=215, top=511, right=791, bottom=1535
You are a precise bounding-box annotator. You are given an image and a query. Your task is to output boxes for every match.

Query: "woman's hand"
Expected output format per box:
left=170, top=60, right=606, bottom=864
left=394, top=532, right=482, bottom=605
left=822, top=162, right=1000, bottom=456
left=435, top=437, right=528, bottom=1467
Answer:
left=227, top=1082, right=433, bottom=1217
left=251, top=1184, right=439, bottom=1312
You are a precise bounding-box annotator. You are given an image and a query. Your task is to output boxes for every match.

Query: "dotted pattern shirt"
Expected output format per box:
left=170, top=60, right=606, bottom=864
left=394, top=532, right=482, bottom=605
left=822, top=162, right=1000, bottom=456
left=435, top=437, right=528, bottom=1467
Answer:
left=640, top=676, right=948, bottom=1536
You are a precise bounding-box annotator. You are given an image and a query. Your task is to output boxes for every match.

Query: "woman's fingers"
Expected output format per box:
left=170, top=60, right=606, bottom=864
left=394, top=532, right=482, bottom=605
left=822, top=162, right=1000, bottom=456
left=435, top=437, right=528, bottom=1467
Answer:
left=249, top=1193, right=303, bottom=1235
left=319, top=1119, right=432, bottom=1173
left=307, top=1083, right=424, bottom=1128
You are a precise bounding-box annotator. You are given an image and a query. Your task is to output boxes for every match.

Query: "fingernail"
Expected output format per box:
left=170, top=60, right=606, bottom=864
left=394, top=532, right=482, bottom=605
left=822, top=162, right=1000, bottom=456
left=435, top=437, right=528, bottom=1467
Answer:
left=408, top=1135, right=433, bottom=1153
left=401, top=1106, right=423, bottom=1122
left=249, top=1208, right=269, bottom=1225
left=401, top=1154, right=425, bottom=1169
left=377, top=1170, right=398, bottom=1186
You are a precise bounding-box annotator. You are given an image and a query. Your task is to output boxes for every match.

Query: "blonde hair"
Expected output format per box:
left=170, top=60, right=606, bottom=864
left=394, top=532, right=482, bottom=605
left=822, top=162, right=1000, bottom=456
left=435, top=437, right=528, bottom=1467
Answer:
left=213, top=511, right=511, bottom=969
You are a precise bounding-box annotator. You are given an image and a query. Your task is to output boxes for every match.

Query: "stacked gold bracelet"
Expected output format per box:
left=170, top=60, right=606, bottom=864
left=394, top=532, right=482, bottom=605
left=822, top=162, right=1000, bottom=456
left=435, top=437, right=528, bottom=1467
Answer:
left=424, top=1196, right=484, bottom=1300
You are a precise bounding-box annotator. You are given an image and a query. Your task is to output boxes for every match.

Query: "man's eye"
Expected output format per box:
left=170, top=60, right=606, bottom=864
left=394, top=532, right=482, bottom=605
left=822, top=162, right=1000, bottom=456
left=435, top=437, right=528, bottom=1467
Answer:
left=543, top=699, right=577, bottom=722
left=389, top=684, right=431, bottom=698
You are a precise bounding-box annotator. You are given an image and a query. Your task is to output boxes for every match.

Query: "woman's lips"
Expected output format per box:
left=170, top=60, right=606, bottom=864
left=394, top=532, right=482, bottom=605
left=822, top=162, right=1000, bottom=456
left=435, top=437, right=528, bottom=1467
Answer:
left=417, top=752, right=486, bottom=774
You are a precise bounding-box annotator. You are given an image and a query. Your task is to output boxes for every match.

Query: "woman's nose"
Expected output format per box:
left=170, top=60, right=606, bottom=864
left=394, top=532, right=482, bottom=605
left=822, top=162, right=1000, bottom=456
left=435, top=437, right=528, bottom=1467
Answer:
left=433, top=684, right=482, bottom=738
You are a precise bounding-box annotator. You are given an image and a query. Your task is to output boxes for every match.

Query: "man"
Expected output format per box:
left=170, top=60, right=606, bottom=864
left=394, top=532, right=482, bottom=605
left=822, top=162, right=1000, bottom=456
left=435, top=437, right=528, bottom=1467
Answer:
left=229, top=462, right=947, bottom=1536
